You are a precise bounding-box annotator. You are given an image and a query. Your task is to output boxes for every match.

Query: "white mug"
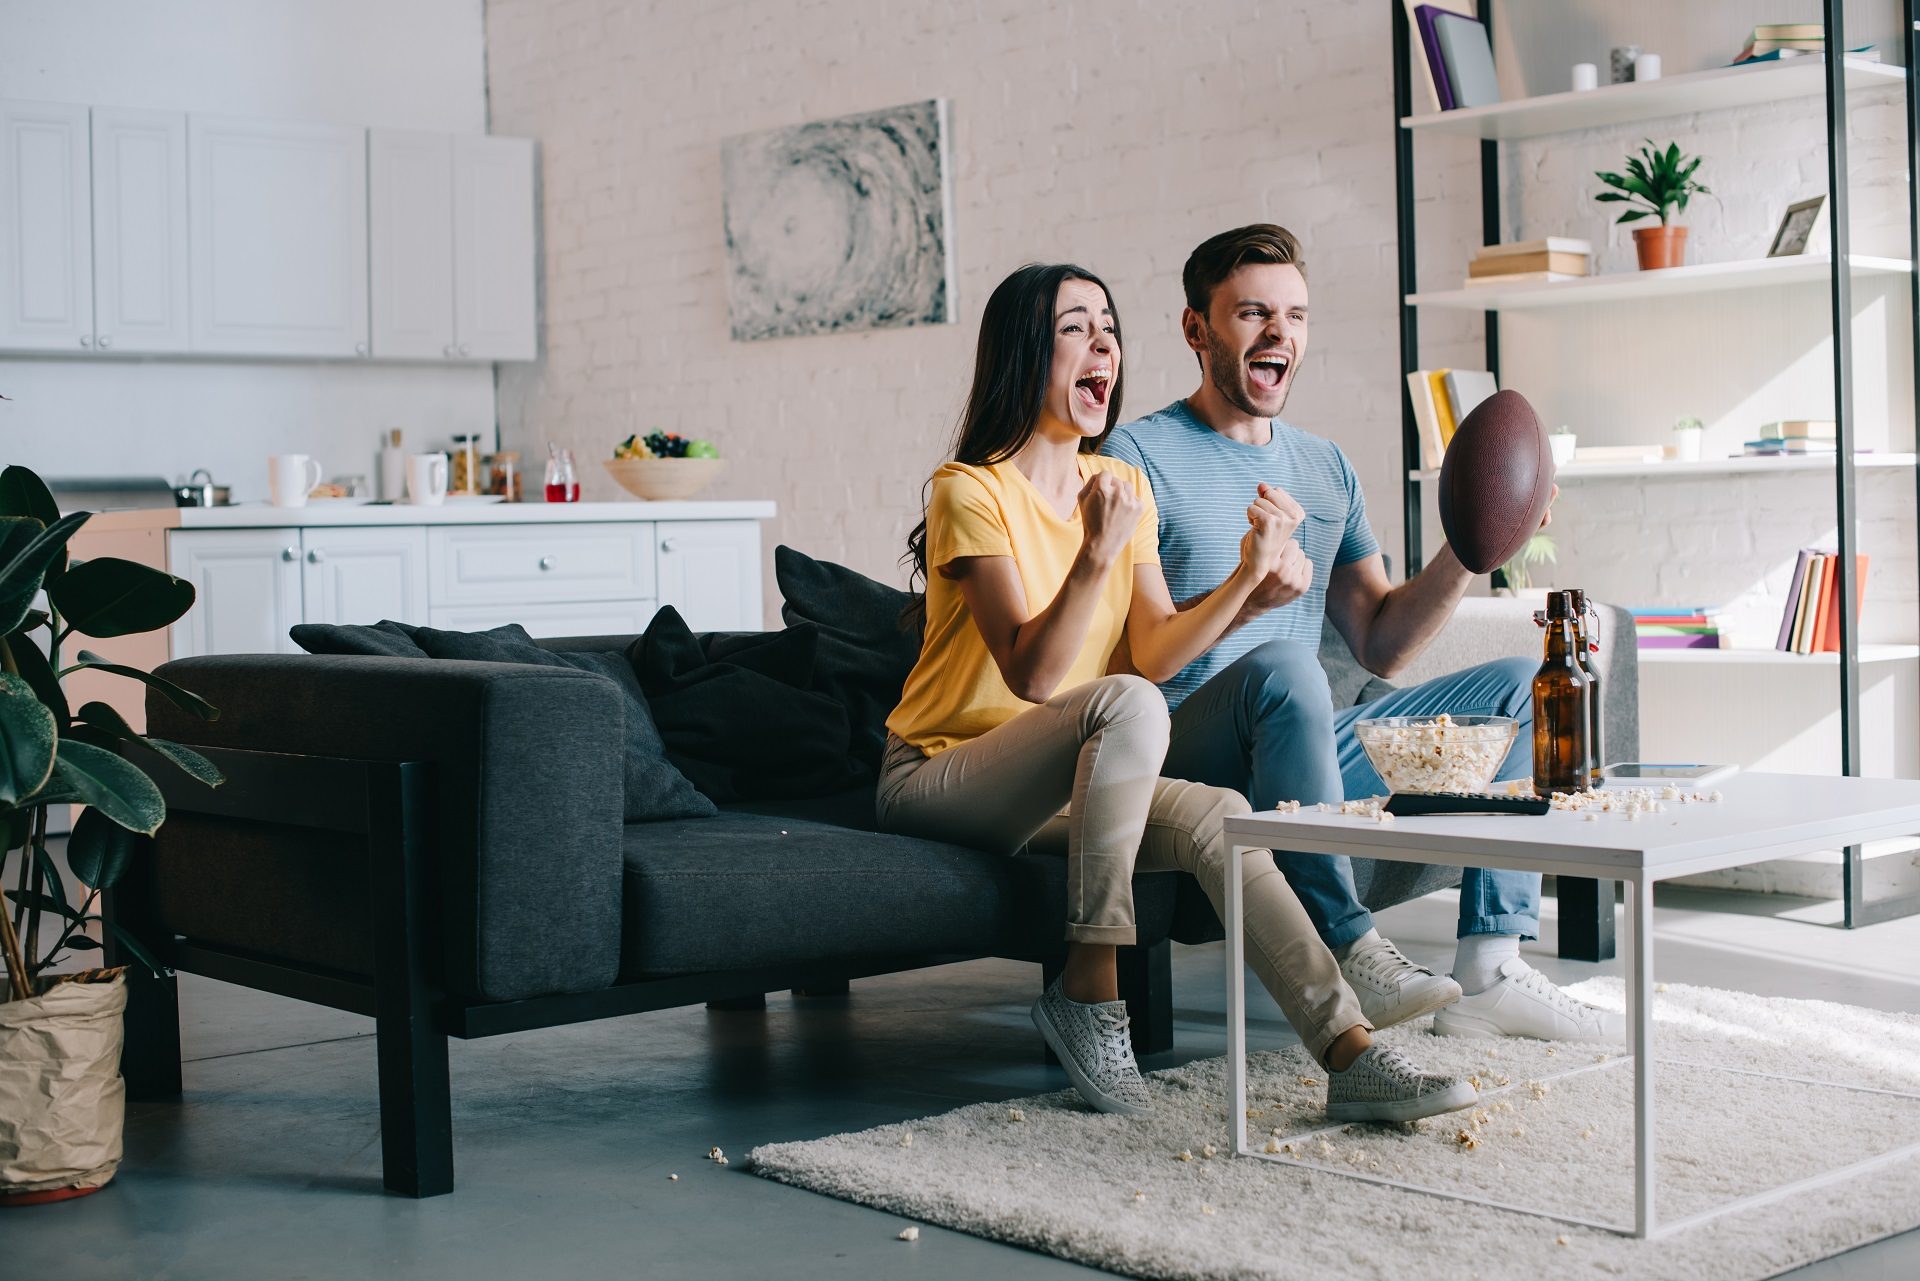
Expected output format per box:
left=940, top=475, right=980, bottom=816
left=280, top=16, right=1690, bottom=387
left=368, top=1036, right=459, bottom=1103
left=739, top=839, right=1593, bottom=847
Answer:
left=406, top=453, right=449, bottom=506
left=1571, top=62, right=1598, bottom=92
left=267, top=454, right=324, bottom=508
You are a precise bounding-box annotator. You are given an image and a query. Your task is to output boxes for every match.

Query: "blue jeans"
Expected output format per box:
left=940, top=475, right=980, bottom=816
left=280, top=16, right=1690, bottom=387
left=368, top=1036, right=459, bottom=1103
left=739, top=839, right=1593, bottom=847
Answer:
left=1163, top=639, right=1540, bottom=950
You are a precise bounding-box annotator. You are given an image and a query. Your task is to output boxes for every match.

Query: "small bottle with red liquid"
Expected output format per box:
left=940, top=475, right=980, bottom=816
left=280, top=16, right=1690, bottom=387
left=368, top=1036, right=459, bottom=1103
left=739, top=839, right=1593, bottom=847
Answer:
left=544, top=446, right=580, bottom=502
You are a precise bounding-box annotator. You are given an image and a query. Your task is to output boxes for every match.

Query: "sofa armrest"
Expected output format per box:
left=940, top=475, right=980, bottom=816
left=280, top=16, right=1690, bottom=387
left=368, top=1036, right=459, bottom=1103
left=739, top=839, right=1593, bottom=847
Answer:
left=146, top=655, right=627, bottom=1002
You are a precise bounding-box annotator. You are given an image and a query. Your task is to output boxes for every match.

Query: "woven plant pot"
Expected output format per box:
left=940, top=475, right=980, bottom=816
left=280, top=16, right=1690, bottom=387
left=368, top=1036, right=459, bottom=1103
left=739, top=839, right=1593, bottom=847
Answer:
left=603, top=457, right=726, bottom=501
left=0, top=971, right=126, bottom=1206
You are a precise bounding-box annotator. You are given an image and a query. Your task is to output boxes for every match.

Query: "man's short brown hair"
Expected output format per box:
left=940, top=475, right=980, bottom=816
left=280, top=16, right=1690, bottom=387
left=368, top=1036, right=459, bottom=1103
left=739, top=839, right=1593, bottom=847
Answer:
left=1182, top=224, right=1307, bottom=314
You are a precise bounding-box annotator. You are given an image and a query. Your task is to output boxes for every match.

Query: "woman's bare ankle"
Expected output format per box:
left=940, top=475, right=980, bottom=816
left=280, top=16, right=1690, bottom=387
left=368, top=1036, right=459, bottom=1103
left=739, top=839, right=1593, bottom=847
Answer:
left=1325, top=1025, right=1371, bottom=1072
left=1060, top=943, right=1119, bottom=1003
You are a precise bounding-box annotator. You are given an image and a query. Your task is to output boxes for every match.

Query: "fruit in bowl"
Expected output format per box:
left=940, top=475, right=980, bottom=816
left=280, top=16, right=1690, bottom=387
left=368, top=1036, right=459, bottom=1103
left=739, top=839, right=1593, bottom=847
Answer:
left=1354, top=714, right=1518, bottom=794
left=604, top=431, right=725, bottom=500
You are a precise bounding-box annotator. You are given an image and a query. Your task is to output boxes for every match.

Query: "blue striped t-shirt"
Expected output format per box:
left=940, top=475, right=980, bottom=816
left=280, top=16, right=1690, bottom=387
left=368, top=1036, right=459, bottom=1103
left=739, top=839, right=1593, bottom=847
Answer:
left=1102, top=400, right=1379, bottom=708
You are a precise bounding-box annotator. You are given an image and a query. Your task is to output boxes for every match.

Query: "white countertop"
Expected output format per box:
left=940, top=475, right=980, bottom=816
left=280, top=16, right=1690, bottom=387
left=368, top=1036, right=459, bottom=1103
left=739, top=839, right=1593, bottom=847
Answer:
left=76, top=499, right=775, bottom=532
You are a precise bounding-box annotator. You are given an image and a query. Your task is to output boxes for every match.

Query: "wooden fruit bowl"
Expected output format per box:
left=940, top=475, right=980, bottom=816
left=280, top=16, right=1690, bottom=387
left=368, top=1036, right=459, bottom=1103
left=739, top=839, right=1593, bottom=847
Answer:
left=602, top=457, right=726, bottom=501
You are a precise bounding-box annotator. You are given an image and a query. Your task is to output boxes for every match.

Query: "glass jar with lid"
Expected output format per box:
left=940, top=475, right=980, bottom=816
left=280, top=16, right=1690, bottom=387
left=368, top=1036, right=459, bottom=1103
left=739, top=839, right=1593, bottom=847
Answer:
left=449, top=434, right=482, bottom=495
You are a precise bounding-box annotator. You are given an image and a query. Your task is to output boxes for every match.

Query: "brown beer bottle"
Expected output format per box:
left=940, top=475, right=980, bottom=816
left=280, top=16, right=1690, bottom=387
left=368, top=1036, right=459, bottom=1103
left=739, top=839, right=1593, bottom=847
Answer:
left=1532, top=590, right=1592, bottom=794
left=1568, top=588, right=1605, bottom=785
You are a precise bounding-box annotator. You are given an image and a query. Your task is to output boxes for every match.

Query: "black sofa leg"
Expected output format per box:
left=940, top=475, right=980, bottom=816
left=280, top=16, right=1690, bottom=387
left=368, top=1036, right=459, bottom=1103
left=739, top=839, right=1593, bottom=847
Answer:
left=102, top=886, right=182, bottom=1099
left=1038, top=943, right=1174, bottom=1059
left=375, top=1005, right=453, bottom=1198
left=1557, top=877, right=1617, bottom=962
left=1119, top=941, right=1173, bottom=1056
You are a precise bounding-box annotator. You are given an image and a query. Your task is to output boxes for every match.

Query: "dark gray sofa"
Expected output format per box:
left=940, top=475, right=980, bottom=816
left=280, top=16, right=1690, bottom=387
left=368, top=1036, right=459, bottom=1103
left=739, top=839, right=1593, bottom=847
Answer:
left=109, top=600, right=1635, bottom=1198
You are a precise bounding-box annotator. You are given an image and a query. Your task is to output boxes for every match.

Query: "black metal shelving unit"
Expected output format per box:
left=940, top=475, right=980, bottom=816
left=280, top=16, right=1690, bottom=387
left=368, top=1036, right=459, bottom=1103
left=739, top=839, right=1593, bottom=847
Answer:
left=1391, top=0, right=1920, bottom=929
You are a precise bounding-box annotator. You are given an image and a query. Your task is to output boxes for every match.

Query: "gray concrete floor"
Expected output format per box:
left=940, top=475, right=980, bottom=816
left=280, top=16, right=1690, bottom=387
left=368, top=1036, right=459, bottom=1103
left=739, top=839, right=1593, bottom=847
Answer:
left=7, top=885, right=1918, bottom=1281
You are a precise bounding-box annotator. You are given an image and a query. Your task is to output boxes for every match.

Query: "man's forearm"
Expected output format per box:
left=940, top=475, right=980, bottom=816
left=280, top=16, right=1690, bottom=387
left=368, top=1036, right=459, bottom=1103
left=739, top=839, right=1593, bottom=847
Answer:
left=1359, top=542, right=1474, bottom=675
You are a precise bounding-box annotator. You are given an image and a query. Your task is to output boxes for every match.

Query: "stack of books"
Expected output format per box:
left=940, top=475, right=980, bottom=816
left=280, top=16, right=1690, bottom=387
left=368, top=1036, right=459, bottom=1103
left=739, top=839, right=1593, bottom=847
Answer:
left=1467, top=238, right=1592, bottom=288
left=1409, top=4, right=1500, bottom=110
left=1404, top=368, right=1497, bottom=469
left=1776, top=550, right=1870, bottom=653
left=1631, top=607, right=1724, bottom=650
left=1743, top=420, right=1836, bottom=457
left=1731, top=23, right=1879, bottom=65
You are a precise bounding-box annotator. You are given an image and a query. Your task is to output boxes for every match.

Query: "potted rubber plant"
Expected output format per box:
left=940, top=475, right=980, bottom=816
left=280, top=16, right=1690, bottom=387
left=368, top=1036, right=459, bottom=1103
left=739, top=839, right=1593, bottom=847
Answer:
left=1595, top=140, right=1710, bottom=270
left=0, top=463, right=221, bottom=1205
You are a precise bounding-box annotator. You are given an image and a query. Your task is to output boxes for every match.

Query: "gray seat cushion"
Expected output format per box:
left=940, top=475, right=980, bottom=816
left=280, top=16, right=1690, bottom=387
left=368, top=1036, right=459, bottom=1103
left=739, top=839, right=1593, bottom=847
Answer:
left=619, top=812, right=1182, bottom=979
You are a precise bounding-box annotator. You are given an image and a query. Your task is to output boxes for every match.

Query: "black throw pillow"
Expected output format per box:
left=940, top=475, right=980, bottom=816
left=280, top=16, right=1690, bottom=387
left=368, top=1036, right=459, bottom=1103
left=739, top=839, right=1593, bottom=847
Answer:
left=408, top=624, right=714, bottom=822
left=290, top=619, right=435, bottom=658
left=627, top=606, right=867, bottom=802
left=773, top=545, right=924, bottom=772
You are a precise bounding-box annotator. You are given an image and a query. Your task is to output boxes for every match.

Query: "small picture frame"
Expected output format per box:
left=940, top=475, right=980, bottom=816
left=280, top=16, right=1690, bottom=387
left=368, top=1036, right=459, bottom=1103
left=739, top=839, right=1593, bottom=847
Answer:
left=1767, top=195, right=1828, bottom=257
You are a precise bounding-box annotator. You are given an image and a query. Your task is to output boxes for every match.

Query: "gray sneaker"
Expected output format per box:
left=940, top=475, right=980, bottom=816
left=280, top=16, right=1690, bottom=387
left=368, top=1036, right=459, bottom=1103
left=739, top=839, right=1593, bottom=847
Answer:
left=1030, top=977, right=1153, bottom=1117
left=1325, top=1045, right=1477, bottom=1123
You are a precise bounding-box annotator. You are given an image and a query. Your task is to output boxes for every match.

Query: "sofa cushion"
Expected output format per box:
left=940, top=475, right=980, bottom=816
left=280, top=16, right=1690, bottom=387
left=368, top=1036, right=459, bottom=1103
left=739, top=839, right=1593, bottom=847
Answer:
left=291, top=619, right=483, bottom=659
left=627, top=607, right=867, bottom=802
left=619, top=813, right=1182, bottom=978
left=409, top=624, right=714, bottom=822
left=774, top=545, right=924, bottom=772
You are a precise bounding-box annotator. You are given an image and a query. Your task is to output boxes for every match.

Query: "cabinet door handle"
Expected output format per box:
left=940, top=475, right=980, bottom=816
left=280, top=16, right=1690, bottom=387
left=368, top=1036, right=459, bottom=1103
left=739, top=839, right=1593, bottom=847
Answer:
left=444, top=344, right=457, bottom=357
left=660, top=538, right=678, bottom=553
left=538, top=555, right=555, bottom=571
left=307, top=549, right=326, bottom=564
left=96, top=335, right=112, bottom=349
left=354, top=342, right=369, bottom=357
left=457, top=343, right=471, bottom=357
left=281, top=546, right=299, bottom=562
left=79, top=335, right=92, bottom=348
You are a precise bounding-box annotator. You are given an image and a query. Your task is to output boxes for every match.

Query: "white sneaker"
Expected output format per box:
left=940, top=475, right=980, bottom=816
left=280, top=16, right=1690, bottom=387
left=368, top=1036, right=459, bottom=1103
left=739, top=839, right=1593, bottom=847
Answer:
left=1432, top=957, right=1625, bottom=1042
left=1030, top=978, right=1153, bottom=1117
left=1339, top=935, right=1462, bottom=1030
left=1325, top=1045, right=1478, bottom=1123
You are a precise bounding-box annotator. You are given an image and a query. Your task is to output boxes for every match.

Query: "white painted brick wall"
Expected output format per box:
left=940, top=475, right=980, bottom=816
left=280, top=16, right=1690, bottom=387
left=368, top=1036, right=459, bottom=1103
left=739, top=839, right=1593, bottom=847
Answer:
left=484, top=0, right=1912, bottom=641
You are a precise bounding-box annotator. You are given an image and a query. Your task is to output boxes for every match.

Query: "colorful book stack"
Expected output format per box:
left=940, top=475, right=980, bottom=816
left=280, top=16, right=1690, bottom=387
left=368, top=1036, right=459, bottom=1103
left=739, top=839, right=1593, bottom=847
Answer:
left=1743, top=420, right=1836, bottom=457
left=1466, top=238, right=1592, bottom=288
left=1404, top=368, right=1497, bottom=469
left=1775, top=550, right=1871, bottom=653
left=1631, top=607, right=1723, bottom=650
left=1731, top=24, right=1879, bottom=66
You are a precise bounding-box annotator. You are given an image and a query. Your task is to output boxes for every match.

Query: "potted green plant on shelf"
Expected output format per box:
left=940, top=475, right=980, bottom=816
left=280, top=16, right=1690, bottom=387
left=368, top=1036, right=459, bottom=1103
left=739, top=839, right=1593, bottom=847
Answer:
left=1672, top=415, right=1705, bottom=462
left=1499, top=531, right=1558, bottom=595
left=1594, top=140, right=1710, bottom=270
left=0, top=463, right=221, bottom=1206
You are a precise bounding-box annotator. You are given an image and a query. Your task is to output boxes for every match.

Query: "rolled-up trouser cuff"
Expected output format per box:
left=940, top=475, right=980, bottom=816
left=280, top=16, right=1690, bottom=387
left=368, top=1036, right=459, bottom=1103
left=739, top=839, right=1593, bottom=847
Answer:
left=1063, top=922, right=1139, bottom=946
left=1459, top=914, right=1538, bottom=941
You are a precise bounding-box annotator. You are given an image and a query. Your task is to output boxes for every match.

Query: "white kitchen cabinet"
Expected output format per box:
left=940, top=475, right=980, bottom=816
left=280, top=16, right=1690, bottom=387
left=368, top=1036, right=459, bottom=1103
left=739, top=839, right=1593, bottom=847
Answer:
left=655, top=521, right=764, bottom=631
left=91, top=107, right=191, bottom=354
left=452, top=135, right=537, bottom=361
left=427, top=524, right=655, bottom=607
left=168, top=528, right=304, bottom=659
left=299, top=527, right=429, bottom=628
left=368, top=129, right=456, bottom=360
left=189, top=115, right=369, bottom=357
left=0, top=100, right=93, bottom=352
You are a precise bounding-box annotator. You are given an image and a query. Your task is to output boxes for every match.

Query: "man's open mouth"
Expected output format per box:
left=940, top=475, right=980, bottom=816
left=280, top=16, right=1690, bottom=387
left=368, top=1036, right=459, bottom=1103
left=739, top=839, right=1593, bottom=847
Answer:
left=1248, top=352, right=1290, bottom=392
left=1075, top=367, right=1112, bottom=409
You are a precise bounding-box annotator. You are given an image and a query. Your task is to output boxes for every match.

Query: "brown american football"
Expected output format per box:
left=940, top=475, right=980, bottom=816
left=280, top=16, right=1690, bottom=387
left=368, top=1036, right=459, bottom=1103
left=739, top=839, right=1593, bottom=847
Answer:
left=1438, top=388, right=1556, bottom=574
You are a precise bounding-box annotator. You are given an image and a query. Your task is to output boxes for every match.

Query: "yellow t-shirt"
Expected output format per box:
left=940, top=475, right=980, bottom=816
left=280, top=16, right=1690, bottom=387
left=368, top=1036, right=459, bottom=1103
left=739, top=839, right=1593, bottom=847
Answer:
left=887, top=454, right=1160, bottom=755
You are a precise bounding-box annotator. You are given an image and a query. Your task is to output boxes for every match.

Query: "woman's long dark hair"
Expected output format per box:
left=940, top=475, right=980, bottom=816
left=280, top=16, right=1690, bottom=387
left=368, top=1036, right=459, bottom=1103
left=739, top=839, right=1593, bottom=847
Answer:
left=903, top=263, right=1126, bottom=588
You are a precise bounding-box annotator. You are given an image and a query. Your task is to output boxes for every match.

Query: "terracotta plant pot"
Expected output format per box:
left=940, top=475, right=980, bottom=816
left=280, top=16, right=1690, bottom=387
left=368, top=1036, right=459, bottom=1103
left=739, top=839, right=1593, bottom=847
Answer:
left=0, top=972, right=126, bottom=1205
left=1633, top=224, right=1688, bottom=270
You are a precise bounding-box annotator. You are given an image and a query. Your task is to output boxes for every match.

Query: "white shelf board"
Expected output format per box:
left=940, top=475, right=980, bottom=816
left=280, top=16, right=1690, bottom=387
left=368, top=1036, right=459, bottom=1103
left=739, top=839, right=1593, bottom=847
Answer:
left=1407, top=254, right=1912, bottom=312
left=1401, top=55, right=1903, bottom=141
left=1637, top=644, right=1920, bottom=666
left=1408, top=454, right=1918, bottom=482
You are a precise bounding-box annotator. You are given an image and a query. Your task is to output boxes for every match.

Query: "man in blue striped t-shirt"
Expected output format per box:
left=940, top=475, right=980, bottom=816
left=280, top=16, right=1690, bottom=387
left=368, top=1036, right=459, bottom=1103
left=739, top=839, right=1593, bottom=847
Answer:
left=1105, top=224, right=1618, bottom=1044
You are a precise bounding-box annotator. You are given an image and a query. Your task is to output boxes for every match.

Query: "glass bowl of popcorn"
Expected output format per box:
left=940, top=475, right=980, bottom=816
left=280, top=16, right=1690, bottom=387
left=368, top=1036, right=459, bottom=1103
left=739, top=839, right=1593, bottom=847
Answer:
left=1354, top=714, right=1519, bottom=794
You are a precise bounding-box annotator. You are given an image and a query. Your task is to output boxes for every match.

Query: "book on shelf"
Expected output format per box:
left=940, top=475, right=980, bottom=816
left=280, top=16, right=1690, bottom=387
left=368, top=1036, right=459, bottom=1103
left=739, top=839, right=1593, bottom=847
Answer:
left=1732, top=43, right=1879, bottom=66
left=1775, top=550, right=1870, bottom=653
left=1403, top=1, right=1475, bottom=112
left=1444, top=369, right=1498, bottom=422
left=1427, top=369, right=1458, bottom=443
left=1475, top=237, right=1593, bottom=260
left=1760, top=420, right=1837, bottom=440
left=1464, top=270, right=1584, bottom=287
left=1432, top=10, right=1500, bottom=108
left=1638, top=633, right=1724, bottom=650
left=1469, top=251, right=1592, bottom=278
left=1754, top=23, right=1825, bottom=41
left=1404, top=371, right=1448, bottom=470
left=1413, top=5, right=1458, bottom=110
left=1744, top=439, right=1840, bottom=456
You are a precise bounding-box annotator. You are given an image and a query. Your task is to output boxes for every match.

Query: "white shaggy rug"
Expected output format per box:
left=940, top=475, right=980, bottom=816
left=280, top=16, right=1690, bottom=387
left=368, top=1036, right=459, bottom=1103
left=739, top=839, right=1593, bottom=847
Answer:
left=751, top=980, right=1920, bottom=1280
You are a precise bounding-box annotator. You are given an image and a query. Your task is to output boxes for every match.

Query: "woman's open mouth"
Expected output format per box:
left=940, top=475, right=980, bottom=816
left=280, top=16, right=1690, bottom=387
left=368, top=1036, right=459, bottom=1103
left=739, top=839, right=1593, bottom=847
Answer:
left=1248, top=352, right=1290, bottom=392
left=1075, top=367, right=1112, bottom=409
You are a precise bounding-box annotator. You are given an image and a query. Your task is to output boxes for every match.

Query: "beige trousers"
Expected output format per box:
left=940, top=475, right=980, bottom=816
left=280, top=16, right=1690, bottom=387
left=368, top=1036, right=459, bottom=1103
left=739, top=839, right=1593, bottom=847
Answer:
left=877, top=675, right=1367, bottom=1061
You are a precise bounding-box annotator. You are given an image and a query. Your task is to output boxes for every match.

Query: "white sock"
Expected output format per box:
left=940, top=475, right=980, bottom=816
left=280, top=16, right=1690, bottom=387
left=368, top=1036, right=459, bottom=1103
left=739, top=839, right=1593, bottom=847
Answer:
left=1334, top=928, right=1382, bottom=963
left=1453, top=933, right=1521, bottom=995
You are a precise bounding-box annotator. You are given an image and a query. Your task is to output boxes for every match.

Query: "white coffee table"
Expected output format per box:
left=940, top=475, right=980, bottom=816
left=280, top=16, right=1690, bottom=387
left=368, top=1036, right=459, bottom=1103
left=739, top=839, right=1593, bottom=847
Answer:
left=1219, top=772, right=1920, bottom=1239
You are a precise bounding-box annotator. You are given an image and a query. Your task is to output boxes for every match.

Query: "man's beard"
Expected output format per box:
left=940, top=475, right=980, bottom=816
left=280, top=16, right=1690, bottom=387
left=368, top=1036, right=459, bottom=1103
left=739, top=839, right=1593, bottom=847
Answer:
left=1203, top=324, right=1288, bottom=419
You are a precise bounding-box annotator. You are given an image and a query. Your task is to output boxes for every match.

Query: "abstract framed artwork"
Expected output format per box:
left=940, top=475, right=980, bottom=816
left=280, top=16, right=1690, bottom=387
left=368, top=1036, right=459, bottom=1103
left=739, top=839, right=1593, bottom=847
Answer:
left=722, top=99, right=955, bottom=342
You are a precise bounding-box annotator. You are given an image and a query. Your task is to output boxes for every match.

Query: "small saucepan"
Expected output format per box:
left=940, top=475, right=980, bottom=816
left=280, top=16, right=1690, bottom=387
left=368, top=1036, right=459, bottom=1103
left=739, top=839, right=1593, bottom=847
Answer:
left=173, top=469, right=232, bottom=507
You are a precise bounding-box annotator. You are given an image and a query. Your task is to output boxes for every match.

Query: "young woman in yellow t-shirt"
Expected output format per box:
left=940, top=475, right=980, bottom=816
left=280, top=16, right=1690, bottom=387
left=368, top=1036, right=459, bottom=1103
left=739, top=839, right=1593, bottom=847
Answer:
left=879, top=264, right=1474, bottom=1124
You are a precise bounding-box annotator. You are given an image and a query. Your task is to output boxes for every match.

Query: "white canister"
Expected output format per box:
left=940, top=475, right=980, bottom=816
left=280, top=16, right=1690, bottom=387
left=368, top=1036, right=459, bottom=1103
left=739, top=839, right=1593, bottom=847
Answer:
left=378, top=429, right=406, bottom=502
left=1634, top=52, right=1662, bottom=82
left=1571, top=63, right=1598, bottom=92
